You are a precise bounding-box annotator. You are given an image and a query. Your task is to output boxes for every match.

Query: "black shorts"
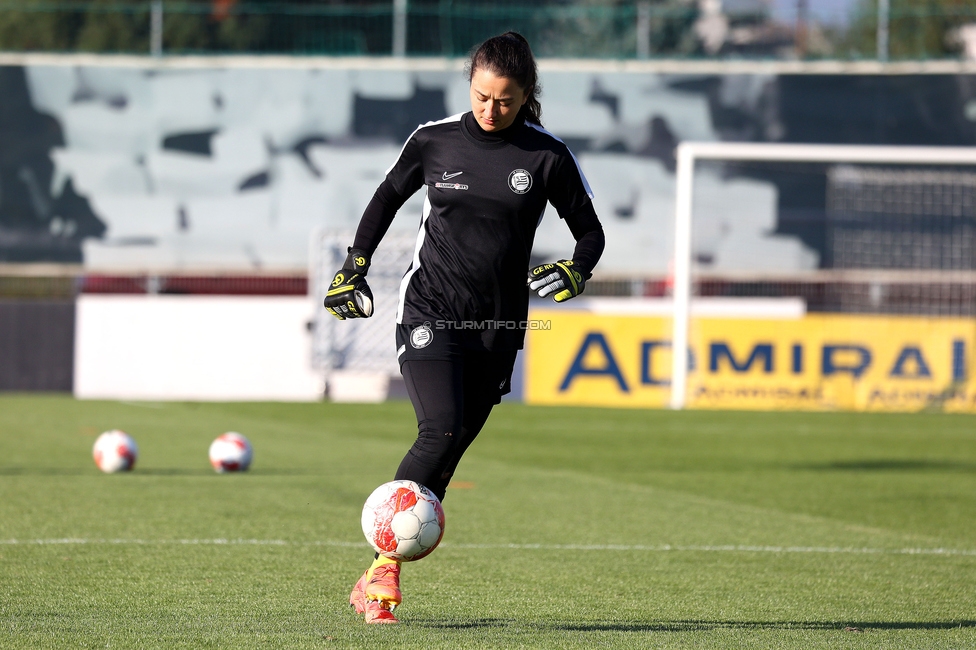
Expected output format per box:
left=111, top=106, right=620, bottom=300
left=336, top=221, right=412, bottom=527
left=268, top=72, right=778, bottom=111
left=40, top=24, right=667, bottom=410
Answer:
left=396, top=322, right=518, bottom=400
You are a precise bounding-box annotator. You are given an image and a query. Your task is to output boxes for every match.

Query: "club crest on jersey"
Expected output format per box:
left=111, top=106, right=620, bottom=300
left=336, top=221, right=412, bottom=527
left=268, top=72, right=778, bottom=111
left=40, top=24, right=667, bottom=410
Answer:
left=508, top=169, right=532, bottom=194
left=410, top=322, right=433, bottom=349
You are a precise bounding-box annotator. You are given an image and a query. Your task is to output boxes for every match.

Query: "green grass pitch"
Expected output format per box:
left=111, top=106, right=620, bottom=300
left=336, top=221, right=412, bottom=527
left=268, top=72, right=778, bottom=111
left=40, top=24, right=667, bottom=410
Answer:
left=1, top=395, right=975, bottom=649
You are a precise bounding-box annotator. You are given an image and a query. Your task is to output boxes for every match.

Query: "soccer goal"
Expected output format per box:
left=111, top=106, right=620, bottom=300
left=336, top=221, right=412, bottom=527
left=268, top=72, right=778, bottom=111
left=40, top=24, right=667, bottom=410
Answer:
left=670, top=142, right=976, bottom=411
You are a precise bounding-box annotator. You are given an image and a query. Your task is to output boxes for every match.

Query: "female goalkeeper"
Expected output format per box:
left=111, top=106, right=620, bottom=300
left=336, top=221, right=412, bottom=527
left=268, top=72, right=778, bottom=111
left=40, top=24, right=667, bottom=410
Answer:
left=323, top=31, right=605, bottom=624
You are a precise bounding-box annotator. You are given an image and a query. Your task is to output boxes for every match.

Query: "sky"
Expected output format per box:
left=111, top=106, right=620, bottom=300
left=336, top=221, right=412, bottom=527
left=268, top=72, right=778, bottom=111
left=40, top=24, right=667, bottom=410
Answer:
left=725, top=0, right=862, bottom=26
left=771, top=0, right=861, bottom=26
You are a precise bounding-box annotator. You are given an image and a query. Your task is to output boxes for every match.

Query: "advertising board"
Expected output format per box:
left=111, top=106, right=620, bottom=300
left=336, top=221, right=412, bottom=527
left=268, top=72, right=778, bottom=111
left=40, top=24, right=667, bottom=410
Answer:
left=526, top=309, right=975, bottom=412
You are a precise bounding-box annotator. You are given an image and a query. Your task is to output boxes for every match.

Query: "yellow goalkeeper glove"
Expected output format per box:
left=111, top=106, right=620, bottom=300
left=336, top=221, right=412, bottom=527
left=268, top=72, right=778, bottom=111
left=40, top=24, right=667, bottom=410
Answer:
left=527, top=259, right=585, bottom=303
left=323, top=248, right=374, bottom=320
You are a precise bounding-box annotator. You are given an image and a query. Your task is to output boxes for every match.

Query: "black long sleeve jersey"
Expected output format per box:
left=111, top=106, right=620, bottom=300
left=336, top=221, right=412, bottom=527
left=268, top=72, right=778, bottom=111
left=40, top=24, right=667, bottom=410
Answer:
left=354, top=111, right=605, bottom=351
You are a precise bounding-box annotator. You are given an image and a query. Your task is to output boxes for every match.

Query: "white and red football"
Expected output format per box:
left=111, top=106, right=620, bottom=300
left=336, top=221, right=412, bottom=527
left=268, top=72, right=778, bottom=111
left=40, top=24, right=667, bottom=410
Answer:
left=92, top=430, right=138, bottom=473
left=361, top=480, right=445, bottom=562
left=208, top=432, right=253, bottom=473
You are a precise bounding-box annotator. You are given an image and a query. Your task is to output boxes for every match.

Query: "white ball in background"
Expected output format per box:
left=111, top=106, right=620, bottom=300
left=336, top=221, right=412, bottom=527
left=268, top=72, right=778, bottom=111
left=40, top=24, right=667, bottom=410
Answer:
left=92, top=430, right=138, bottom=473
left=209, top=432, right=253, bottom=473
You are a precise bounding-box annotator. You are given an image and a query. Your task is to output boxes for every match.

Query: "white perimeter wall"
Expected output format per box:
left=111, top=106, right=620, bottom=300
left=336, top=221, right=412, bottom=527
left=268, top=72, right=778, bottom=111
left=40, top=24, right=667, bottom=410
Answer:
left=75, top=295, right=323, bottom=401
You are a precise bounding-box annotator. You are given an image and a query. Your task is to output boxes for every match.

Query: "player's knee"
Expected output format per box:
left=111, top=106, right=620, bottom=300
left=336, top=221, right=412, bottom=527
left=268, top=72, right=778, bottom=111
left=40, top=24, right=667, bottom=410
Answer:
left=413, top=418, right=460, bottom=459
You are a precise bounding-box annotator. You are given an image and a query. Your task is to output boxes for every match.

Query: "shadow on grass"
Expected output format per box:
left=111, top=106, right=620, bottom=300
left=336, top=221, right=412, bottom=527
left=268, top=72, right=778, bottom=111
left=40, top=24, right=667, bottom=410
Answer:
left=0, top=467, right=97, bottom=476
left=0, top=467, right=216, bottom=476
left=0, top=467, right=323, bottom=476
left=136, top=468, right=323, bottom=476
left=789, top=460, right=976, bottom=472
left=414, top=619, right=976, bottom=632
left=414, top=618, right=515, bottom=629
left=553, top=620, right=976, bottom=632
left=0, top=467, right=321, bottom=476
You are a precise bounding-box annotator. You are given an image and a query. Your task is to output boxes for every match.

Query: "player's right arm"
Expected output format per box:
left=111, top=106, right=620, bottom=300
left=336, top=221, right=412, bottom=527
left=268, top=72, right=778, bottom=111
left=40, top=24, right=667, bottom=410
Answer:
left=325, top=133, right=426, bottom=321
left=323, top=248, right=374, bottom=320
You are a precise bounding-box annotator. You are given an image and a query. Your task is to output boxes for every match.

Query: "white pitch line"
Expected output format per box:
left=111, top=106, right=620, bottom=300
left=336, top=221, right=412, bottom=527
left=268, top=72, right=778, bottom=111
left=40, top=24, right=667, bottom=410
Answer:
left=447, top=543, right=976, bottom=557
left=1, top=539, right=975, bottom=557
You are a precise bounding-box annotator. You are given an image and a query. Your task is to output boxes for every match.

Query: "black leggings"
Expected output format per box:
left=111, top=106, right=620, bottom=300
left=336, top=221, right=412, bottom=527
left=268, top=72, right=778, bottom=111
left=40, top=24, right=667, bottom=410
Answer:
left=394, top=350, right=516, bottom=501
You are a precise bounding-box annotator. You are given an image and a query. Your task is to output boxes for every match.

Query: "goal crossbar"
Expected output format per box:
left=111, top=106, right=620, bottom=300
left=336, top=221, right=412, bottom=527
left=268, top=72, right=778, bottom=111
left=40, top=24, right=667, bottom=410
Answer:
left=671, top=141, right=976, bottom=410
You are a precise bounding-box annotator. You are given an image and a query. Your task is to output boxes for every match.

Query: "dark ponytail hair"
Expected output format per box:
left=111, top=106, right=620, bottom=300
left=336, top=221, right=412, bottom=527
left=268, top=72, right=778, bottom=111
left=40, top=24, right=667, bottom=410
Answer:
left=466, top=31, right=542, bottom=126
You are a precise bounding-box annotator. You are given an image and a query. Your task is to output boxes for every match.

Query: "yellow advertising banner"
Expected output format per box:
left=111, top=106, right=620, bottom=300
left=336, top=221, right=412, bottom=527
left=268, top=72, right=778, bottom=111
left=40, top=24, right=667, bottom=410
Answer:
left=525, top=309, right=976, bottom=412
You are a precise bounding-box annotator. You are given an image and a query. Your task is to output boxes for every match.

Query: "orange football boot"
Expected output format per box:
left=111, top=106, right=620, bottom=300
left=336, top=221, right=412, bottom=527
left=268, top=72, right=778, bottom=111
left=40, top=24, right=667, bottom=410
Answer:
left=349, top=569, right=368, bottom=614
left=363, top=599, right=399, bottom=624
left=364, top=559, right=402, bottom=609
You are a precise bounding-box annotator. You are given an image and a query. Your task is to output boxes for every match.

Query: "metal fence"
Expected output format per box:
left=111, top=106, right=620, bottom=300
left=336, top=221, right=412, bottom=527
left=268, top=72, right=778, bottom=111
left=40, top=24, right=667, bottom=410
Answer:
left=3, top=1, right=976, bottom=60
left=0, top=1, right=696, bottom=58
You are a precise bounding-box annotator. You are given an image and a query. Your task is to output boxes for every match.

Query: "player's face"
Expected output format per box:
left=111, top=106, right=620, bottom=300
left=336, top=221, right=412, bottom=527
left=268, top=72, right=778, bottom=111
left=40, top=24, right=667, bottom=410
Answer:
left=469, top=68, right=529, bottom=132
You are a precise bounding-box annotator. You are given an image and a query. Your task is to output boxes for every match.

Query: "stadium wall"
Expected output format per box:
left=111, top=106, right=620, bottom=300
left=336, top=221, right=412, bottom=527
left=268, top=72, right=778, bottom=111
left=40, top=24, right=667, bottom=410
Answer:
left=0, top=300, right=74, bottom=391
left=63, top=293, right=976, bottom=410
left=74, top=295, right=323, bottom=401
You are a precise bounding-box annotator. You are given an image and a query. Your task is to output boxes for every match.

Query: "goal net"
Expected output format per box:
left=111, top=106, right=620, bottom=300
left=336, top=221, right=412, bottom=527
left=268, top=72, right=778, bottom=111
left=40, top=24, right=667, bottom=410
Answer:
left=309, top=229, right=417, bottom=391
left=826, top=166, right=976, bottom=271
left=670, top=142, right=976, bottom=411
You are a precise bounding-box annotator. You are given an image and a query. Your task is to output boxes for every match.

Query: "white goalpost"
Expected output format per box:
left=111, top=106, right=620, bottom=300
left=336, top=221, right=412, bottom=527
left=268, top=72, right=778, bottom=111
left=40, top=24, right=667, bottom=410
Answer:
left=670, top=142, right=976, bottom=410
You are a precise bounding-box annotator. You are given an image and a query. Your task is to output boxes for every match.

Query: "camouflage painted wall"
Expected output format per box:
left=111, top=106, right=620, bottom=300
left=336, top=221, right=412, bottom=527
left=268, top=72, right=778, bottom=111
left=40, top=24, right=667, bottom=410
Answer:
left=3, top=58, right=975, bottom=273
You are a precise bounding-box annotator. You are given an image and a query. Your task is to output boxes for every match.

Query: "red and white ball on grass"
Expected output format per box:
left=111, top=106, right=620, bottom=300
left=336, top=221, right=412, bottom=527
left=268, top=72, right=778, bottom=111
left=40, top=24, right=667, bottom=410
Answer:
left=208, top=432, right=253, bottom=473
left=362, top=480, right=445, bottom=561
left=92, top=430, right=138, bottom=473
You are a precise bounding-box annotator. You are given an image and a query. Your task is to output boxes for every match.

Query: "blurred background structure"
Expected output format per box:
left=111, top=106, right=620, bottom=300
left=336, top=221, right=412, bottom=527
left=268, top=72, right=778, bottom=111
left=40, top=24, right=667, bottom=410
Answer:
left=2, top=0, right=976, bottom=61
left=0, top=0, right=973, bottom=409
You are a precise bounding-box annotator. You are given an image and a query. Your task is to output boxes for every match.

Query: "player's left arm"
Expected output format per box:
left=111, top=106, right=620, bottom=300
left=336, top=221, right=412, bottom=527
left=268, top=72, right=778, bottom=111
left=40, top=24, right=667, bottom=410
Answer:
left=529, top=152, right=605, bottom=302
left=562, top=202, right=605, bottom=282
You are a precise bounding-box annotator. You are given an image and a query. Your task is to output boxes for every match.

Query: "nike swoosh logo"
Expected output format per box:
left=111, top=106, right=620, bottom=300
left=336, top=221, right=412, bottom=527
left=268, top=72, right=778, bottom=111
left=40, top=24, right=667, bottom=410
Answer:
left=442, top=171, right=463, bottom=180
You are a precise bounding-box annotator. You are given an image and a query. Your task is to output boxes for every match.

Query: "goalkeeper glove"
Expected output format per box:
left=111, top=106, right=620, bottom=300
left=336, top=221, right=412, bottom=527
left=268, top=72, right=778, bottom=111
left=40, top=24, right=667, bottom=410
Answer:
left=527, top=259, right=585, bottom=303
left=324, top=247, right=374, bottom=320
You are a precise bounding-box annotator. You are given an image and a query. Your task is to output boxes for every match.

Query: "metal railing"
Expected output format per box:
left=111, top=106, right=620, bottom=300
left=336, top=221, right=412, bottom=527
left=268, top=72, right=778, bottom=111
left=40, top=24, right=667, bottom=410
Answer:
left=0, top=1, right=694, bottom=57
